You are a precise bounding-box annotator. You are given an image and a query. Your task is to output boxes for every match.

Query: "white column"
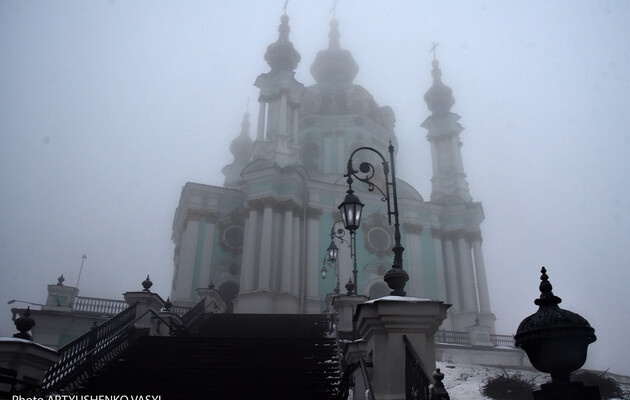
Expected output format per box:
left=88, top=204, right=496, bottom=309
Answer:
left=472, top=235, right=492, bottom=314
left=199, top=218, right=216, bottom=290
left=240, top=208, right=258, bottom=292
left=258, top=202, right=274, bottom=291
left=355, top=298, right=450, bottom=400
left=291, top=215, right=301, bottom=295
left=291, top=106, right=299, bottom=143
left=457, top=235, right=478, bottom=312
left=278, top=93, right=288, bottom=137
left=443, top=238, right=460, bottom=312
left=403, top=225, right=423, bottom=298
left=280, top=208, right=294, bottom=293
left=304, top=210, right=321, bottom=312
left=174, top=218, right=199, bottom=303
left=257, top=101, right=266, bottom=140
left=431, top=229, right=448, bottom=302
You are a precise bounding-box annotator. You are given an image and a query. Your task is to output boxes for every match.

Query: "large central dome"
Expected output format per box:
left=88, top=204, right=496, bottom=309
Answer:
left=300, top=19, right=394, bottom=132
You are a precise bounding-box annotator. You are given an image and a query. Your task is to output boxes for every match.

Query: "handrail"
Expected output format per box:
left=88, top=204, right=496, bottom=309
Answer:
left=489, top=333, right=516, bottom=347
left=434, top=330, right=469, bottom=345
left=359, top=359, right=376, bottom=400
left=434, top=329, right=516, bottom=347
left=403, top=335, right=432, bottom=400
left=42, top=303, right=139, bottom=392
left=337, top=359, right=375, bottom=400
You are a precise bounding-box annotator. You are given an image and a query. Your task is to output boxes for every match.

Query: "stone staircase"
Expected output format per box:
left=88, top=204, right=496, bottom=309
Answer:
left=81, top=314, right=340, bottom=399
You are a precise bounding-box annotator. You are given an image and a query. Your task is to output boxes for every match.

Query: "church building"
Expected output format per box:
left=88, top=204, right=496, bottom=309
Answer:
left=169, top=14, right=494, bottom=332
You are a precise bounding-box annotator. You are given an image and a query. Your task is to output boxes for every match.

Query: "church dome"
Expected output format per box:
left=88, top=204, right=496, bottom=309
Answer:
left=300, top=19, right=394, bottom=132
left=264, top=14, right=301, bottom=71
left=310, top=19, right=358, bottom=84
left=229, top=112, right=253, bottom=161
left=424, top=59, right=455, bottom=116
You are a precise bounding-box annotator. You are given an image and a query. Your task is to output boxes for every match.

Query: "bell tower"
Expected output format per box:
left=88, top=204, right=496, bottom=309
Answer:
left=422, top=53, right=494, bottom=331
left=251, top=13, right=305, bottom=168
left=422, top=56, right=472, bottom=203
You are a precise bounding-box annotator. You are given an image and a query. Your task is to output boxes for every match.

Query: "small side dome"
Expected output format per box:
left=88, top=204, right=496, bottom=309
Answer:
left=229, top=112, right=253, bottom=161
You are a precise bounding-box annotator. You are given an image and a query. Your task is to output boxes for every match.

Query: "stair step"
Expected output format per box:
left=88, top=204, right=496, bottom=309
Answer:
left=81, top=314, right=340, bottom=399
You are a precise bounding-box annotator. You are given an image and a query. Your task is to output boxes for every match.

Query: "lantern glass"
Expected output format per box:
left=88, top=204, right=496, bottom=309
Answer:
left=320, top=265, right=328, bottom=280
left=338, top=192, right=364, bottom=233
left=327, top=241, right=339, bottom=262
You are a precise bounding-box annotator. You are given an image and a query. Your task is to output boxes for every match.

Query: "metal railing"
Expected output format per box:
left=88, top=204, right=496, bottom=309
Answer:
left=434, top=330, right=516, bottom=348
left=434, top=330, right=470, bottom=345
left=404, top=335, right=432, bottom=400
left=42, top=303, right=139, bottom=393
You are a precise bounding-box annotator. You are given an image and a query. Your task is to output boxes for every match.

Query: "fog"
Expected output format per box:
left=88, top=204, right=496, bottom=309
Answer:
left=1, top=1, right=629, bottom=375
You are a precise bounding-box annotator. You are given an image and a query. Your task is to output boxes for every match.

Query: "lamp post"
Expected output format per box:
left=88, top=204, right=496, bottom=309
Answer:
left=338, top=141, right=409, bottom=296
left=7, top=300, right=45, bottom=307
left=321, top=219, right=358, bottom=295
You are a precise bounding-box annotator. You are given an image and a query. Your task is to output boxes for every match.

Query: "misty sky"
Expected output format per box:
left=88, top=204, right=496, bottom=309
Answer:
left=1, top=1, right=629, bottom=375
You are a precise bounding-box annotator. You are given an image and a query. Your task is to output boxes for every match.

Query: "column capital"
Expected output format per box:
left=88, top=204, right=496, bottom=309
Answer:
left=278, top=199, right=302, bottom=214
left=467, top=230, right=483, bottom=242
left=402, top=222, right=423, bottom=235
left=306, top=206, right=322, bottom=220
left=186, top=209, right=218, bottom=224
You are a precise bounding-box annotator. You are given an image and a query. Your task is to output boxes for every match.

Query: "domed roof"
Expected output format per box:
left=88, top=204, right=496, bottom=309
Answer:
left=229, top=112, right=253, bottom=161
left=264, top=14, right=301, bottom=72
left=424, top=59, right=455, bottom=116
left=310, top=19, right=358, bottom=85
left=300, top=19, right=394, bottom=132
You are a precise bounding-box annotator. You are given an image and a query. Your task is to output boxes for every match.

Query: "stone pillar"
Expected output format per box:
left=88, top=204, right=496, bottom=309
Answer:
left=291, top=106, right=299, bottom=143
left=0, top=339, right=59, bottom=391
left=402, top=224, right=423, bottom=298
left=443, top=237, right=460, bottom=312
left=43, top=283, right=79, bottom=311
left=466, top=321, right=493, bottom=346
left=331, top=294, right=369, bottom=336
left=257, top=101, right=266, bottom=140
left=431, top=229, right=448, bottom=303
left=304, top=208, right=321, bottom=313
left=173, top=215, right=199, bottom=304
left=291, top=214, right=301, bottom=295
left=472, top=234, right=492, bottom=314
left=123, top=291, right=164, bottom=334
left=345, top=340, right=369, bottom=400
left=355, top=297, right=450, bottom=400
left=197, top=286, right=227, bottom=314
left=457, top=234, right=478, bottom=312
left=278, top=93, right=288, bottom=137
left=280, top=207, right=294, bottom=294
left=240, top=207, right=258, bottom=292
left=258, top=201, right=274, bottom=291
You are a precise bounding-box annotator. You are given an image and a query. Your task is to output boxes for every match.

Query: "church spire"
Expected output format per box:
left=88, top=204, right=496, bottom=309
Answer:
left=421, top=51, right=472, bottom=203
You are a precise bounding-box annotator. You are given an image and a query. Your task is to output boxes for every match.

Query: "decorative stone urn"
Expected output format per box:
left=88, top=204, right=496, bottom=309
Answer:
left=515, top=267, right=600, bottom=400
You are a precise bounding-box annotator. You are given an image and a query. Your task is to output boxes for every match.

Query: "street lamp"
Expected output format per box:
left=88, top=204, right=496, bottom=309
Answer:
left=326, top=240, right=339, bottom=262
left=321, top=220, right=357, bottom=295
left=338, top=141, right=409, bottom=296
left=7, top=299, right=45, bottom=307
